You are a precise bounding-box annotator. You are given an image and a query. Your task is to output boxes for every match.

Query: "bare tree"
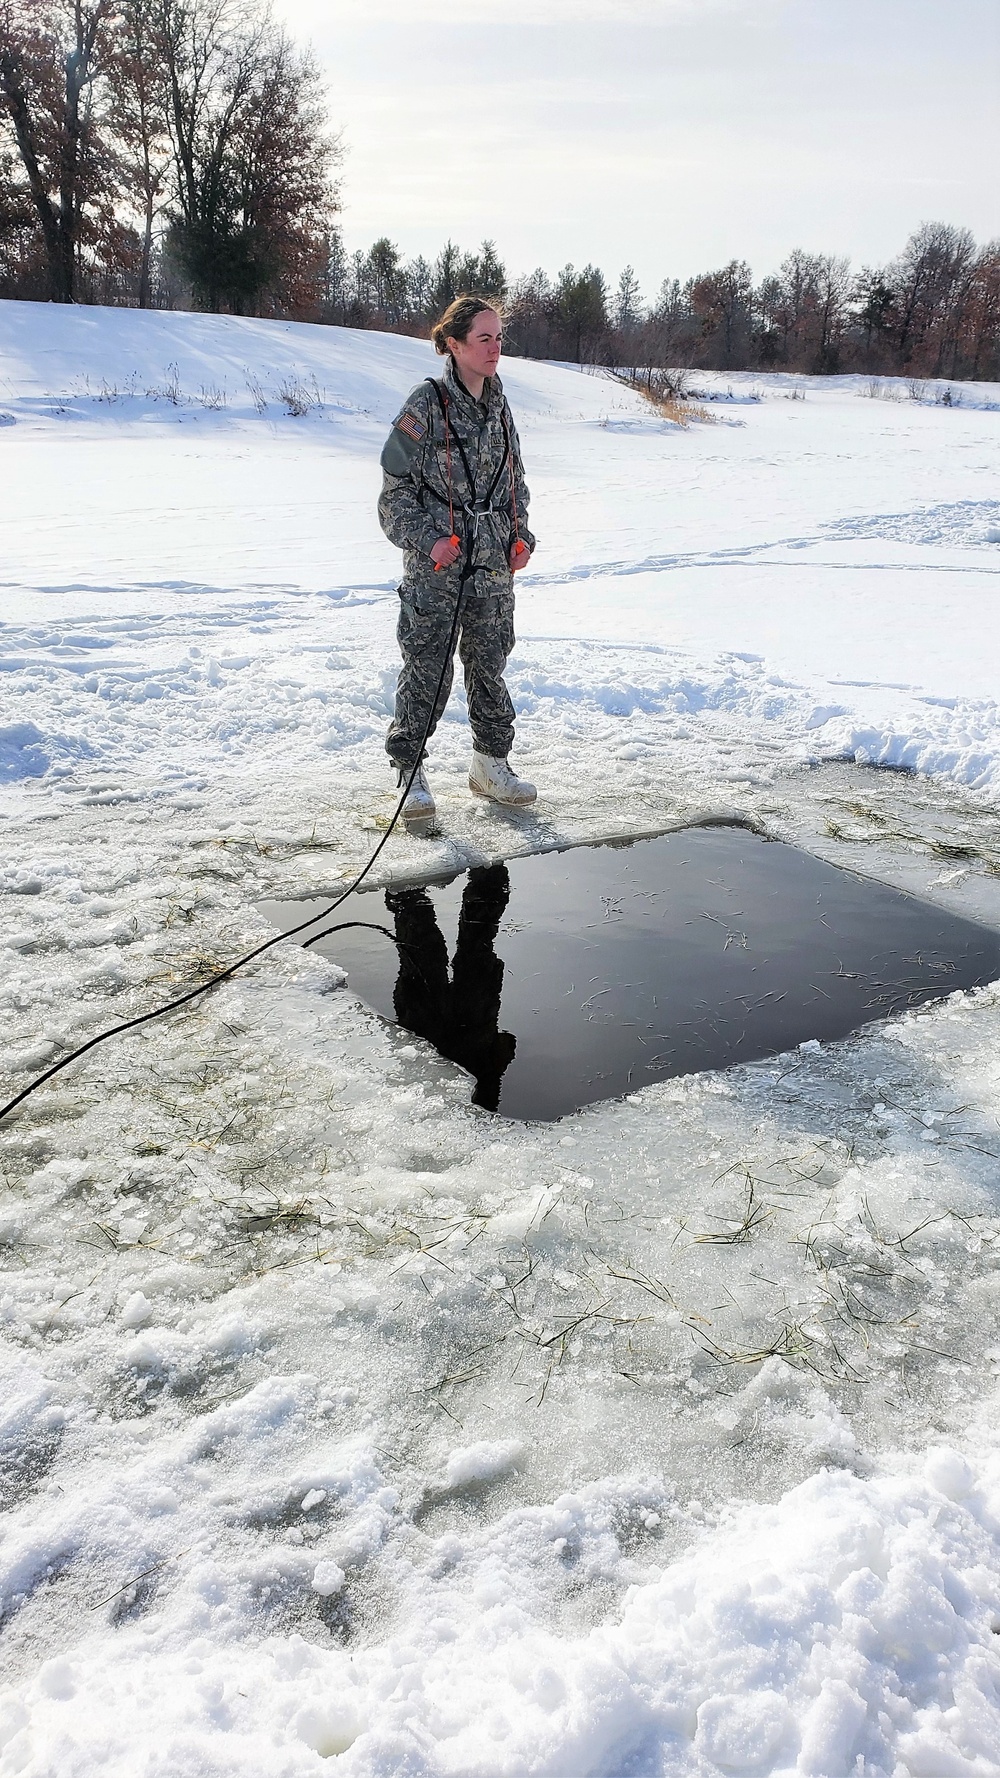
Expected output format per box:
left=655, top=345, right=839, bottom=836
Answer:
left=958, top=242, right=1000, bottom=380
left=755, top=250, right=849, bottom=372
left=231, top=23, right=336, bottom=315
left=153, top=0, right=337, bottom=315
left=107, top=0, right=172, bottom=307
left=890, top=222, right=977, bottom=370
left=506, top=266, right=552, bottom=357
left=689, top=259, right=753, bottom=369
left=0, top=0, right=117, bottom=301
left=642, top=277, right=694, bottom=370
left=812, top=253, right=851, bottom=371
left=0, top=136, right=41, bottom=291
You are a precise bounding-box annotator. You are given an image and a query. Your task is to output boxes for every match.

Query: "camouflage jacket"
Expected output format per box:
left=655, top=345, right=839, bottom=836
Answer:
left=378, top=356, right=535, bottom=594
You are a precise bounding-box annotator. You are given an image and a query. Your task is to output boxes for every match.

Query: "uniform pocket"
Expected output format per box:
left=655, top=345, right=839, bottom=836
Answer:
left=495, top=589, right=515, bottom=657
left=397, top=585, right=450, bottom=656
left=404, top=586, right=445, bottom=618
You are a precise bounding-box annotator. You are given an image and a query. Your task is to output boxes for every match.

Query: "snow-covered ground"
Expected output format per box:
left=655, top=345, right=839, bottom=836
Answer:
left=2, top=299, right=1000, bottom=1776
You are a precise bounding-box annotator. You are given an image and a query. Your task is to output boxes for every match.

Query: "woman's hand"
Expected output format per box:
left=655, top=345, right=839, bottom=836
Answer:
left=430, top=535, right=461, bottom=569
left=510, top=540, right=531, bottom=572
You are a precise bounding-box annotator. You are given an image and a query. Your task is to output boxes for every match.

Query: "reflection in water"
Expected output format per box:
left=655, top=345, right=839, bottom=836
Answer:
left=386, top=864, right=516, bottom=1110
left=264, top=827, right=1000, bottom=1121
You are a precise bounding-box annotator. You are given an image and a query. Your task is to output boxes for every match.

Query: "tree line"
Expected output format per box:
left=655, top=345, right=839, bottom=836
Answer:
left=326, top=226, right=1000, bottom=382
left=2, top=4, right=997, bottom=379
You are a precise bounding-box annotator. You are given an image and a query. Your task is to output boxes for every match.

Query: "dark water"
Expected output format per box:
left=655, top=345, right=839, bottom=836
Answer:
left=260, top=828, right=1000, bottom=1122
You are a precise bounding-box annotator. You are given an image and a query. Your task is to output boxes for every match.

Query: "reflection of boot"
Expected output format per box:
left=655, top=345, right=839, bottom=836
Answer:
left=470, top=1029, right=517, bottom=1113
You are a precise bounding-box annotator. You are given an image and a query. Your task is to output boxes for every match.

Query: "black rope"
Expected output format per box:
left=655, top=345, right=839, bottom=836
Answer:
left=0, top=549, right=473, bottom=1127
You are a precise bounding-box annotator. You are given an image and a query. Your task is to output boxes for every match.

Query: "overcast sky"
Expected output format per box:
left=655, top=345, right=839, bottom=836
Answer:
left=275, top=0, right=998, bottom=298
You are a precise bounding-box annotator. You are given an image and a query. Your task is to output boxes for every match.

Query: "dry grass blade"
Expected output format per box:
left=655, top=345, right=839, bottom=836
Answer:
left=603, top=1261, right=676, bottom=1307
left=694, top=1177, right=770, bottom=1245
left=91, top=1548, right=188, bottom=1611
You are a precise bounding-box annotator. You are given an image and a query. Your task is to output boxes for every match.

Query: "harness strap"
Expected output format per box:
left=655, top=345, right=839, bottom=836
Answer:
left=424, top=377, right=515, bottom=529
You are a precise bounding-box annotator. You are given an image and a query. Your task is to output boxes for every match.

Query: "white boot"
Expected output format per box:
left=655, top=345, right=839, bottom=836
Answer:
left=469, top=751, right=537, bottom=806
left=399, top=763, right=435, bottom=820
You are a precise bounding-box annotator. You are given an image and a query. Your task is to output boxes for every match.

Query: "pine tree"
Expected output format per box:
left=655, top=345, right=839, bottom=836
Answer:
left=554, top=263, right=607, bottom=364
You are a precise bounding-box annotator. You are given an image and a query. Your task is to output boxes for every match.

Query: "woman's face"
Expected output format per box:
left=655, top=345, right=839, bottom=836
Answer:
left=447, top=309, right=502, bottom=384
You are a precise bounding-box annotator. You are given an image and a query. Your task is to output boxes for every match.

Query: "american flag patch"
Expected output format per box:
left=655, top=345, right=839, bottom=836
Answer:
left=396, top=410, right=426, bottom=443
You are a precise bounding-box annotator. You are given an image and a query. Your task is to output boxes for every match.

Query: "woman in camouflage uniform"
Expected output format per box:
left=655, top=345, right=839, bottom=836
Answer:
left=378, top=296, right=536, bottom=820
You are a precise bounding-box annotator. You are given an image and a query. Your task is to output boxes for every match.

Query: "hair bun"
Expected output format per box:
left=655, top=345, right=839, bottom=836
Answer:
left=431, top=294, right=503, bottom=354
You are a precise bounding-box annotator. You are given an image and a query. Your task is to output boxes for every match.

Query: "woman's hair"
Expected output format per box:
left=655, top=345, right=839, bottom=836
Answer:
left=431, top=294, right=503, bottom=355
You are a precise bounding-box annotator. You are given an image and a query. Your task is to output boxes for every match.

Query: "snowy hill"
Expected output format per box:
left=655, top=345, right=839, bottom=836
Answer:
left=2, top=300, right=1000, bottom=1777
left=0, top=295, right=629, bottom=425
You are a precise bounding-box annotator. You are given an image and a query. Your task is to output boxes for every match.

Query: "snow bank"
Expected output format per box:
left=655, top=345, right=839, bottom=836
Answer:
left=0, top=296, right=627, bottom=426
left=3, top=1409, right=1000, bottom=1774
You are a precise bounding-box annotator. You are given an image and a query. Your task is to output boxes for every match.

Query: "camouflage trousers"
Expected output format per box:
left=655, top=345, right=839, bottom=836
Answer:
left=385, top=576, right=516, bottom=770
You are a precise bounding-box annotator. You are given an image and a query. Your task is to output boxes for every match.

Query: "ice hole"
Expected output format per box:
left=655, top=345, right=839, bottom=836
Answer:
left=261, top=827, right=1000, bottom=1122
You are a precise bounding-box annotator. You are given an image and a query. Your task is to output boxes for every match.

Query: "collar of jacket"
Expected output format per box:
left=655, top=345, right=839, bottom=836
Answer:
left=442, top=354, right=504, bottom=418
